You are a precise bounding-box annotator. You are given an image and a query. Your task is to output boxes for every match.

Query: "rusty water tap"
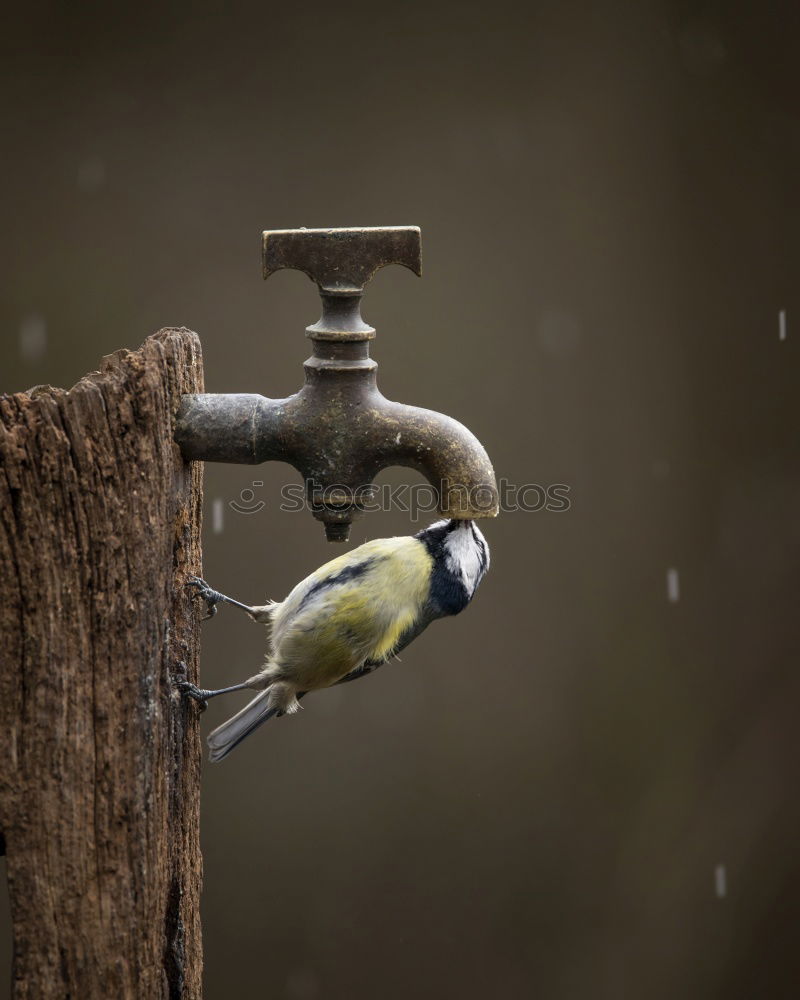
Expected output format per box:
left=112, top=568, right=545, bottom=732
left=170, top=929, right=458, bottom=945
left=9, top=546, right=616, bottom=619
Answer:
left=175, top=226, right=499, bottom=541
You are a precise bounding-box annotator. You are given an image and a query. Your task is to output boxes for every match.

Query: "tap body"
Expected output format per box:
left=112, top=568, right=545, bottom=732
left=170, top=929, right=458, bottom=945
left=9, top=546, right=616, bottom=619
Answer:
left=174, top=228, right=499, bottom=541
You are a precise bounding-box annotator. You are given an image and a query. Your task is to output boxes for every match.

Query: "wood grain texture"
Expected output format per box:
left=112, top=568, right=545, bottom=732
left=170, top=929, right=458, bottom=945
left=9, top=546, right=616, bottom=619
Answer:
left=0, top=328, right=204, bottom=998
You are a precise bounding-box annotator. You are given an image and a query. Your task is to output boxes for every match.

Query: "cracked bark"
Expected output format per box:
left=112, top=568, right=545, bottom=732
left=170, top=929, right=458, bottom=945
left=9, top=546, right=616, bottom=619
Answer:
left=0, top=329, right=204, bottom=998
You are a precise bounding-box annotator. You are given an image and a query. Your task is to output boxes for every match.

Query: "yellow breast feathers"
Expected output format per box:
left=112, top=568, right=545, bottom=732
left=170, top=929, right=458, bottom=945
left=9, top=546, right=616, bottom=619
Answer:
left=268, top=536, right=433, bottom=690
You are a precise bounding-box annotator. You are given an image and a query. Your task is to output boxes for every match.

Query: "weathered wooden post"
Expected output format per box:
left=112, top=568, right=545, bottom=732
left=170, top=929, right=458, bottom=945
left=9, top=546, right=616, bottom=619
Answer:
left=0, top=328, right=204, bottom=998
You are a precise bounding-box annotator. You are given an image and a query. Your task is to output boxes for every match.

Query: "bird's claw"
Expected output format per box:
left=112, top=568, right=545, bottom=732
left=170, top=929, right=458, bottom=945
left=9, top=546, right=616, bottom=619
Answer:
left=178, top=680, right=209, bottom=712
left=187, top=576, right=221, bottom=620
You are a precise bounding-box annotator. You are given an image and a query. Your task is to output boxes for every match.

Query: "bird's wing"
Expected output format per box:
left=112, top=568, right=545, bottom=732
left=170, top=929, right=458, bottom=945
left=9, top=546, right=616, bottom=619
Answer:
left=270, top=538, right=396, bottom=650
left=271, top=537, right=433, bottom=691
left=271, top=536, right=429, bottom=650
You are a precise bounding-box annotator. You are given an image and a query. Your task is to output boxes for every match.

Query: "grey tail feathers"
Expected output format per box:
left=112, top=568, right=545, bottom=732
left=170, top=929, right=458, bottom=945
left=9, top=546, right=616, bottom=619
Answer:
left=207, top=690, right=278, bottom=763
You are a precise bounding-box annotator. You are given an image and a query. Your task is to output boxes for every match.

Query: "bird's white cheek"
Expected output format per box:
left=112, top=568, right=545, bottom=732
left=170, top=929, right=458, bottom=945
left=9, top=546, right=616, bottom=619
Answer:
left=444, top=532, right=484, bottom=593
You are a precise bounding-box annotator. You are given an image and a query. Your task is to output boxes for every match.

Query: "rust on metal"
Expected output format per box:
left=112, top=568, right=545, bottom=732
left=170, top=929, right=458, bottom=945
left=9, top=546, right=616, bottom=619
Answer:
left=176, top=226, right=498, bottom=541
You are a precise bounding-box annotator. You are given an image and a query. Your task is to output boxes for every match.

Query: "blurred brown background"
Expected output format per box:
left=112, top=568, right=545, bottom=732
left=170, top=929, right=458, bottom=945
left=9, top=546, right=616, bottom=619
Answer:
left=2, top=1, right=799, bottom=997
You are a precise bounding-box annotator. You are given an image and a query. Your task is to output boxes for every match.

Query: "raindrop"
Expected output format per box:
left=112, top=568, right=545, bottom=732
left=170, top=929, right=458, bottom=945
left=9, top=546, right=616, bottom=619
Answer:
left=212, top=498, right=224, bottom=534
left=666, top=568, right=680, bottom=603
left=19, top=314, right=48, bottom=362
left=714, top=864, right=727, bottom=899
left=779, top=309, right=787, bottom=341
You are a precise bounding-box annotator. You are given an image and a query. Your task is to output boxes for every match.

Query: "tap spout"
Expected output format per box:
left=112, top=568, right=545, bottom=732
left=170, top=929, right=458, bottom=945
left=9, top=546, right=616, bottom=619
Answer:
left=364, top=397, right=498, bottom=519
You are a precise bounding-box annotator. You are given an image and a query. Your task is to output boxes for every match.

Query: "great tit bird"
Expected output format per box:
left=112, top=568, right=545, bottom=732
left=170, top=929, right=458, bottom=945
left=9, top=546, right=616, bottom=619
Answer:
left=181, top=518, right=490, bottom=761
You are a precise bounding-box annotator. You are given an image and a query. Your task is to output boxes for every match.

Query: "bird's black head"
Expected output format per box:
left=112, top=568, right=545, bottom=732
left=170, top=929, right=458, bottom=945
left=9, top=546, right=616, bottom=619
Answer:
left=416, top=518, right=490, bottom=616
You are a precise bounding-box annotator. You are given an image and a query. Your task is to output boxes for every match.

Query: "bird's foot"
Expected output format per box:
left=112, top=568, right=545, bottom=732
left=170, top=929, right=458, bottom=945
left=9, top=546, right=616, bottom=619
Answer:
left=178, top=680, right=209, bottom=712
left=187, top=576, right=224, bottom=620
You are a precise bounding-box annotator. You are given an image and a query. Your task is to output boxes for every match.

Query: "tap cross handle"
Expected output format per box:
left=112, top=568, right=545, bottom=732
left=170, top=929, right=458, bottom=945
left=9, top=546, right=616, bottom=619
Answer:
left=262, top=226, right=421, bottom=295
